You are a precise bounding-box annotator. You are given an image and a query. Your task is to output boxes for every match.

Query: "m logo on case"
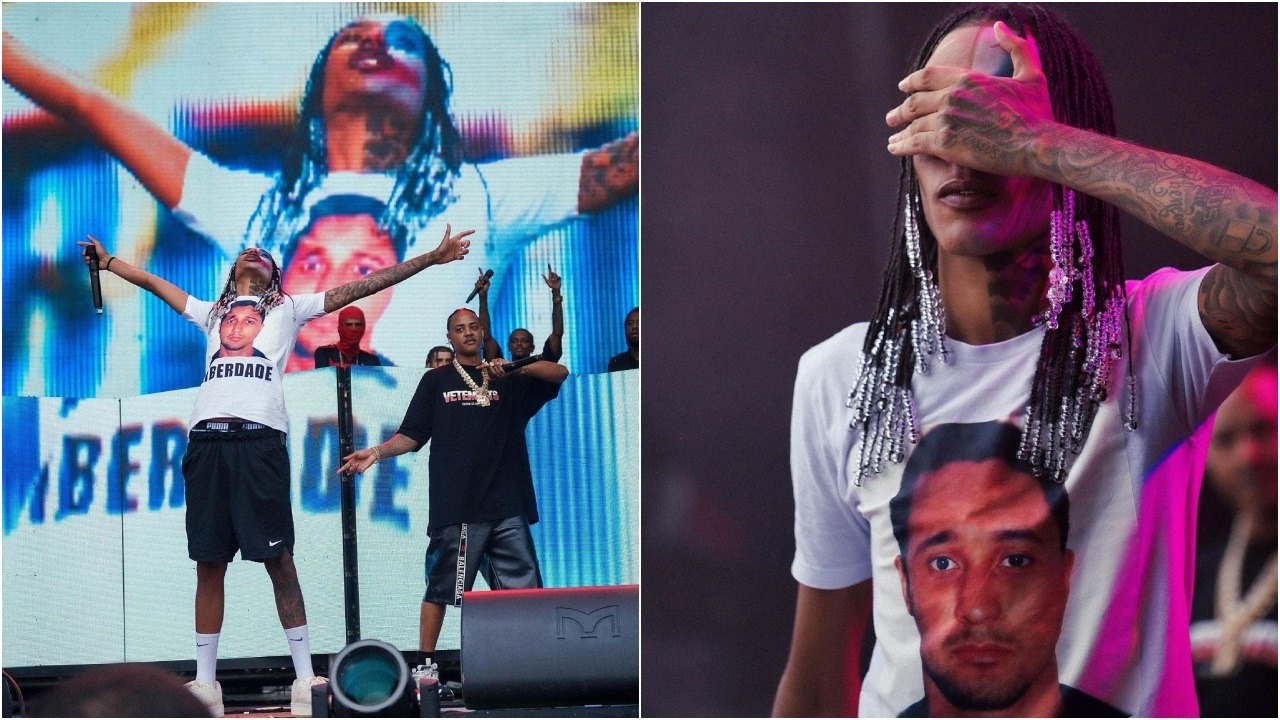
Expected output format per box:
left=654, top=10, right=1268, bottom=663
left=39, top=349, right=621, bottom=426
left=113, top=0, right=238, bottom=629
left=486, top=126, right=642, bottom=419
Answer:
left=556, top=605, right=621, bottom=639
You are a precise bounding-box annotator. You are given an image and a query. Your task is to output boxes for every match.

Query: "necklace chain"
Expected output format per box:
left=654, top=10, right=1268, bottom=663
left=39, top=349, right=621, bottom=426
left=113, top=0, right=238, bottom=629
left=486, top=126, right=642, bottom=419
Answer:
left=452, top=358, right=491, bottom=407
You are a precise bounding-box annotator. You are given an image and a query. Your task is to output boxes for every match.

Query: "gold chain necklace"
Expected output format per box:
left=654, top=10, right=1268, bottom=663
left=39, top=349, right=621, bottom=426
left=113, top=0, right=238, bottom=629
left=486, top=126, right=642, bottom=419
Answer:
left=453, top=358, right=491, bottom=406
left=1210, top=513, right=1279, bottom=676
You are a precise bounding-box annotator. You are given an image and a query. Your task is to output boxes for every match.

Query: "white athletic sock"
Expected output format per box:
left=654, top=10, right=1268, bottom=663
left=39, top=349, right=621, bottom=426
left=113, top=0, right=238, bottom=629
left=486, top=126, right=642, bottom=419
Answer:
left=284, top=624, right=315, bottom=679
left=195, top=633, right=220, bottom=683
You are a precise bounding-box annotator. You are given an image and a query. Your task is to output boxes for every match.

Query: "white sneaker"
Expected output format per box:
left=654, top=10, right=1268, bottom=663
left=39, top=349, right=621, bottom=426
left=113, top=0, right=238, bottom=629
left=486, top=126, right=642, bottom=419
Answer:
left=291, top=675, right=327, bottom=717
left=411, top=662, right=439, bottom=683
left=185, top=679, right=224, bottom=717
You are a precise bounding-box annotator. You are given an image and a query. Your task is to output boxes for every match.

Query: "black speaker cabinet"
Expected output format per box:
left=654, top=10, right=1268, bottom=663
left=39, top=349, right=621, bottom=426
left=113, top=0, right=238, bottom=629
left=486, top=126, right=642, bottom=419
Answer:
left=460, top=585, right=638, bottom=710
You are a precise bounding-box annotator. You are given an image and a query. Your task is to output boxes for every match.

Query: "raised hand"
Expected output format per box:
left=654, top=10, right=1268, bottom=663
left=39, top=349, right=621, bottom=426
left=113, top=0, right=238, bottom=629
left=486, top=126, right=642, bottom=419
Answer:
left=76, top=234, right=112, bottom=269
left=323, top=223, right=475, bottom=313
left=431, top=223, right=474, bottom=266
left=542, top=264, right=561, bottom=293
left=474, top=268, right=492, bottom=296
left=886, top=21, right=1054, bottom=178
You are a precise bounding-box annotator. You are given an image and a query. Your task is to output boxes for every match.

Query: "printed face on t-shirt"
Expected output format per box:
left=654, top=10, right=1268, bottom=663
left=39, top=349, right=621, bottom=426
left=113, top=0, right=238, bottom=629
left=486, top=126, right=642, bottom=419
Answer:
left=895, top=458, right=1073, bottom=713
left=282, top=213, right=398, bottom=367
left=219, top=304, right=265, bottom=357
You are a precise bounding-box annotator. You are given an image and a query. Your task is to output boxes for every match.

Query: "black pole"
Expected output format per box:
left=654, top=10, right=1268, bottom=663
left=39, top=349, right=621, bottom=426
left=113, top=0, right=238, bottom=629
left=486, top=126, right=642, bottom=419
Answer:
left=336, top=365, right=361, bottom=643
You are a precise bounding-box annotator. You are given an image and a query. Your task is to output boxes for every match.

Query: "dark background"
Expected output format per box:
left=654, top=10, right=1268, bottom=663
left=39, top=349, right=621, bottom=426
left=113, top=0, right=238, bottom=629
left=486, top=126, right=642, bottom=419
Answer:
left=640, top=4, right=1277, bottom=717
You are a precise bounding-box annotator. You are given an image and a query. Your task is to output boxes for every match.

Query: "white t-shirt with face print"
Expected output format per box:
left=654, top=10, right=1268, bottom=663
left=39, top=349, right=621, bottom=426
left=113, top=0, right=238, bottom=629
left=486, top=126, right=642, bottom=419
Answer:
left=182, top=293, right=327, bottom=431
left=790, top=267, right=1262, bottom=717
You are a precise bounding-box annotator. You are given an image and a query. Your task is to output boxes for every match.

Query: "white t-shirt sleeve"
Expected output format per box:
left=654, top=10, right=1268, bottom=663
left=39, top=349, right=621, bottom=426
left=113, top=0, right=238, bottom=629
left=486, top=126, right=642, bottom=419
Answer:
left=789, top=343, right=873, bottom=589
left=172, top=152, right=275, bottom=257
left=291, top=293, right=328, bottom=329
left=471, top=153, right=584, bottom=254
left=1130, top=265, right=1264, bottom=433
left=180, top=296, right=216, bottom=333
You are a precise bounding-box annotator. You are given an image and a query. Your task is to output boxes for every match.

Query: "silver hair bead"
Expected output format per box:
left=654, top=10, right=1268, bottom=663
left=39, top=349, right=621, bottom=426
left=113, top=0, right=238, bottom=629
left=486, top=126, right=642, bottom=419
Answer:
left=1077, top=219, right=1095, bottom=318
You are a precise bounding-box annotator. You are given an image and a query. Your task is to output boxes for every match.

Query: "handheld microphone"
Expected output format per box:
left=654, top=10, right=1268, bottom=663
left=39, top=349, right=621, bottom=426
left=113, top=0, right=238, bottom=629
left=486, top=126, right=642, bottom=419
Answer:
left=501, top=353, right=543, bottom=371
left=86, top=246, right=103, bottom=315
left=466, top=269, right=495, bottom=302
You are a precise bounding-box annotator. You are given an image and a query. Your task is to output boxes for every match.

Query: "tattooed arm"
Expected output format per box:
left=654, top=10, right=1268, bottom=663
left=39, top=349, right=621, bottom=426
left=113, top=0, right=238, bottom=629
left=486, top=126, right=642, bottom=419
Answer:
left=323, top=225, right=474, bottom=314
left=887, top=22, right=1276, bottom=357
left=1032, top=127, right=1276, bottom=357
left=579, top=132, right=639, bottom=213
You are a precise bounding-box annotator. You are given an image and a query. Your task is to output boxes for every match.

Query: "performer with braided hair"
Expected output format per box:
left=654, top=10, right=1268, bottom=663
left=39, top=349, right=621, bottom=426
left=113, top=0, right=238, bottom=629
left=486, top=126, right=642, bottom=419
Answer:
left=3, top=12, right=638, bottom=372
left=776, top=4, right=1275, bottom=717
left=77, top=225, right=471, bottom=717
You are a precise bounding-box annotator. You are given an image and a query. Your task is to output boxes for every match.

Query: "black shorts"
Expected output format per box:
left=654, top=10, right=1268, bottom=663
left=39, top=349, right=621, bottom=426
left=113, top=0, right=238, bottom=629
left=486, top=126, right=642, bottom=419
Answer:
left=423, top=515, right=542, bottom=606
left=182, top=422, right=293, bottom=563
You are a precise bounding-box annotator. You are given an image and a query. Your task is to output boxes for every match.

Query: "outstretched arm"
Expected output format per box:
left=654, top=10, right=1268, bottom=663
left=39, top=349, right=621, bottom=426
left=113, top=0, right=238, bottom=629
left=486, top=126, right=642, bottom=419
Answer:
left=324, top=225, right=473, bottom=314
left=484, top=358, right=568, bottom=385
left=337, top=433, right=419, bottom=476
left=886, top=22, right=1276, bottom=358
left=78, top=235, right=188, bottom=314
left=4, top=32, right=193, bottom=209
left=542, top=264, right=564, bottom=361
left=578, top=132, right=638, bottom=213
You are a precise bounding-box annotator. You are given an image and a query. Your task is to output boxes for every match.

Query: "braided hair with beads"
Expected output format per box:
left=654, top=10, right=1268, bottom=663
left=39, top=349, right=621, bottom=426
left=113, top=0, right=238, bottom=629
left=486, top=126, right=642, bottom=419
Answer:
left=847, top=3, right=1137, bottom=485
left=205, top=250, right=286, bottom=330
left=242, top=15, right=464, bottom=262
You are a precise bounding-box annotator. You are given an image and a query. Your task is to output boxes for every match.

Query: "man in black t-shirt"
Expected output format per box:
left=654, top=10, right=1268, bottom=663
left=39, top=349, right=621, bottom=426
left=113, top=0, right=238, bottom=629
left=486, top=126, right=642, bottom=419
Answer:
left=606, top=307, right=639, bottom=372
left=338, top=307, right=568, bottom=680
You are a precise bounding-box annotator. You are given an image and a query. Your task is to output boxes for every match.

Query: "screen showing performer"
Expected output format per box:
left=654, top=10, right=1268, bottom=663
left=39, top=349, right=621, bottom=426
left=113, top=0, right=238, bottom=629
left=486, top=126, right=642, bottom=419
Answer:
left=3, top=3, right=637, bottom=396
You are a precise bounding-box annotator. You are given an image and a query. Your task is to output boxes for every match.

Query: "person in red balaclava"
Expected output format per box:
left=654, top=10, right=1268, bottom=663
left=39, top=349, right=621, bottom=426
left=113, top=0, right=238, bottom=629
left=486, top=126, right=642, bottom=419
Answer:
left=314, top=306, right=383, bottom=368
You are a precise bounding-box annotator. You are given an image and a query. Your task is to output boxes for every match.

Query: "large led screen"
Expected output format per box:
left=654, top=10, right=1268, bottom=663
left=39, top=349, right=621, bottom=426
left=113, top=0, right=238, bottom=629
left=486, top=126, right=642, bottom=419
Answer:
left=4, top=2, right=639, bottom=398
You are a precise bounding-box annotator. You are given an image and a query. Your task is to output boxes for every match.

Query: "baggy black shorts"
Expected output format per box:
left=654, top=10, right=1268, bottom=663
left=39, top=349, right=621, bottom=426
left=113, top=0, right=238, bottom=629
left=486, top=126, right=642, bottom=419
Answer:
left=423, top=515, right=543, bottom=606
left=182, top=424, right=293, bottom=563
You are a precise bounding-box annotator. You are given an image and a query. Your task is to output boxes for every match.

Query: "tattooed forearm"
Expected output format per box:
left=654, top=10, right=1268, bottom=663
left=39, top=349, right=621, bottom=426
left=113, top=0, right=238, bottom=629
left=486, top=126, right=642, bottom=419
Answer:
left=1031, top=124, right=1277, bottom=356
left=1033, top=125, right=1276, bottom=273
left=324, top=251, right=433, bottom=313
left=579, top=132, right=638, bottom=213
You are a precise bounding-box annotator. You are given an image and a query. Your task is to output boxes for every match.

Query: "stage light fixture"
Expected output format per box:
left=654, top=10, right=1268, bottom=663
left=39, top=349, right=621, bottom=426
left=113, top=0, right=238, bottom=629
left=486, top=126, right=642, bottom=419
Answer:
left=315, top=639, right=423, bottom=717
